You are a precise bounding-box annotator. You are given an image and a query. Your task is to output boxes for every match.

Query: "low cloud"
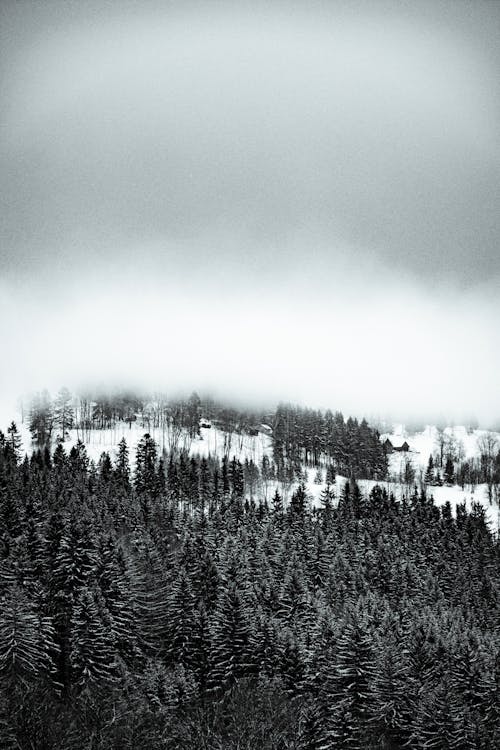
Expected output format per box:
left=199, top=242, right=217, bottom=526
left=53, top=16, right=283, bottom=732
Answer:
left=1, top=1, right=499, bottom=426
left=1, top=247, right=498, bottom=426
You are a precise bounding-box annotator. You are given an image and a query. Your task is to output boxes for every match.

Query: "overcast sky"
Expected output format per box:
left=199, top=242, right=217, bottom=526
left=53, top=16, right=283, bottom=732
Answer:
left=1, top=0, right=499, bottom=423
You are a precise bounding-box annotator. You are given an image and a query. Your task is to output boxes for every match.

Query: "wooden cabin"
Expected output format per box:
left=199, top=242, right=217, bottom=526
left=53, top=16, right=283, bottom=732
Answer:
left=383, top=438, right=410, bottom=453
left=393, top=440, right=410, bottom=452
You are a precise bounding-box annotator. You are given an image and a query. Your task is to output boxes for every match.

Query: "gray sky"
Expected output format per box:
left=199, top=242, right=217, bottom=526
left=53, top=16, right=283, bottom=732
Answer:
left=1, top=1, right=499, bottom=423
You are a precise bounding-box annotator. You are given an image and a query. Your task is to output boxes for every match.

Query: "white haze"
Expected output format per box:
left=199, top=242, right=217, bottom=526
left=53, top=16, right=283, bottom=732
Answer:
left=0, top=249, right=498, bottom=426
left=1, top=1, right=500, bottom=426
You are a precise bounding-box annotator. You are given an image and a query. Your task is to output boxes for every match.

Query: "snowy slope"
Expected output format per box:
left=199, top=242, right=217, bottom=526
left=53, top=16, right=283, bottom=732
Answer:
left=2, top=414, right=273, bottom=468
left=380, top=424, right=496, bottom=471
left=2, top=407, right=498, bottom=533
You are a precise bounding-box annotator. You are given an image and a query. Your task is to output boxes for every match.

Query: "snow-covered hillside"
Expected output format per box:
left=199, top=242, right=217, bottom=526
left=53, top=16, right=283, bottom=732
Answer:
left=375, top=424, right=500, bottom=530
left=3, top=416, right=273, bottom=467
left=381, top=424, right=496, bottom=471
left=2, top=408, right=499, bottom=532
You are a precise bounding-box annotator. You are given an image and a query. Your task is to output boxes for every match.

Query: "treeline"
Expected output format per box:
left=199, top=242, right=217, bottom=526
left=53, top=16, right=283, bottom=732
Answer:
left=26, top=389, right=390, bottom=480
left=25, top=389, right=267, bottom=447
left=273, top=404, right=388, bottom=480
left=0, top=425, right=498, bottom=749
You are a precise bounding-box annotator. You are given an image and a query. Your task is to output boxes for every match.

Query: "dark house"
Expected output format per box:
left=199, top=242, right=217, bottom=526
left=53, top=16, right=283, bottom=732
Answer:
left=383, top=438, right=410, bottom=453
left=383, top=438, right=394, bottom=454
left=393, top=440, right=410, bottom=452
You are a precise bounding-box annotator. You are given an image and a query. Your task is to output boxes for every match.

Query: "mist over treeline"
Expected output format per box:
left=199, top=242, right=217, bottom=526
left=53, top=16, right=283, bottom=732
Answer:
left=13, top=385, right=497, bottom=437
left=6, top=386, right=499, bottom=497
left=2, top=264, right=500, bottom=430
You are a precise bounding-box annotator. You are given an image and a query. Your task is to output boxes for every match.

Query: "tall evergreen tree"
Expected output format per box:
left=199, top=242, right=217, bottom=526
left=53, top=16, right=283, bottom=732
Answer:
left=54, top=387, right=74, bottom=441
left=70, top=587, right=117, bottom=688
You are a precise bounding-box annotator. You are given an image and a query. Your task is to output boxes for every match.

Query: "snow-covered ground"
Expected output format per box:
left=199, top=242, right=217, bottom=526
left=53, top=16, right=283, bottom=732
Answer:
left=371, top=424, right=499, bottom=531
left=2, top=413, right=273, bottom=469
left=302, top=473, right=499, bottom=533
left=2, top=408, right=499, bottom=533
left=381, top=423, right=495, bottom=469
left=289, top=423, right=500, bottom=532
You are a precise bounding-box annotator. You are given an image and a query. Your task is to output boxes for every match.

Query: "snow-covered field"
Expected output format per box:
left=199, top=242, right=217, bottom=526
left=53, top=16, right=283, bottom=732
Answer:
left=376, top=424, right=500, bottom=531
left=2, top=411, right=274, bottom=470
left=2, top=406, right=499, bottom=533
left=381, top=423, right=495, bottom=469
left=303, top=473, right=499, bottom=532
left=281, top=423, right=499, bottom=531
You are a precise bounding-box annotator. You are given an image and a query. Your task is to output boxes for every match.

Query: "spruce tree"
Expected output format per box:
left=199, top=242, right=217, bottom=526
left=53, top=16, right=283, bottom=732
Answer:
left=327, top=615, right=376, bottom=748
left=29, top=391, right=53, bottom=447
left=0, top=585, right=56, bottom=688
left=114, top=437, right=131, bottom=492
left=54, top=387, right=74, bottom=441
left=70, top=587, right=117, bottom=688
left=444, top=455, right=455, bottom=485
left=425, top=454, right=435, bottom=484
left=209, top=581, right=254, bottom=696
left=134, top=433, right=158, bottom=496
left=6, top=423, right=22, bottom=464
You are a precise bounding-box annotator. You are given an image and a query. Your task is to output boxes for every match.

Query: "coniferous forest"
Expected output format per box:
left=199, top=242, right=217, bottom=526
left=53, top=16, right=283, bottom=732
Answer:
left=4, top=0, right=500, bottom=748
left=0, top=415, right=498, bottom=749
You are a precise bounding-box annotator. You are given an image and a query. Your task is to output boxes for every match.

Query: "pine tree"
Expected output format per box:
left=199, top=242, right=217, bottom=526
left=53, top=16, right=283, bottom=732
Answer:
left=165, top=569, right=197, bottom=669
left=444, top=456, right=455, bottom=485
left=54, top=387, right=74, bottom=441
left=186, top=392, right=202, bottom=439
left=114, top=437, right=131, bottom=492
left=289, top=483, right=308, bottom=518
left=0, top=585, right=56, bottom=687
left=278, top=556, right=309, bottom=630
left=314, top=467, right=323, bottom=484
left=297, top=699, right=327, bottom=750
left=194, top=549, right=219, bottom=612
left=425, top=454, right=435, bottom=484
left=29, top=391, right=53, bottom=447
left=70, top=587, right=117, bottom=687
left=96, top=535, right=138, bottom=662
left=319, top=483, right=335, bottom=531
left=372, top=639, right=414, bottom=748
left=134, top=437, right=159, bottom=524
left=413, top=678, right=464, bottom=749
left=188, top=456, right=200, bottom=509
left=209, top=581, right=254, bottom=696
left=230, top=457, right=244, bottom=501
left=6, top=423, right=22, bottom=464
left=327, top=615, right=376, bottom=748
left=130, top=539, right=171, bottom=657
left=272, top=488, right=283, bottom=517
left=199, top=456, right=212, bottom=508
left=279, top=629, right=306, bottom=696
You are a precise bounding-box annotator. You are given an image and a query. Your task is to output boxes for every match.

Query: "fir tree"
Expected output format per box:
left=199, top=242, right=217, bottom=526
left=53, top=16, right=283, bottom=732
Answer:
left=444, top=455, right=455, bottom=485
left=70, top=587, right=117, bottom=687
left=209, top=582, right=254, bottom=696
left=115, top=437, right=131, bottom=492
left=0, top=585, right=56, bottom=687
left=6, top=422, right=22, bottom=464
left=29, top=391, right=53, bottom=447
left=54, top=387, right=74, bottom=441
left=425, top=454, right=435, bottom=484
left=134, top=433, right=158, bottom=496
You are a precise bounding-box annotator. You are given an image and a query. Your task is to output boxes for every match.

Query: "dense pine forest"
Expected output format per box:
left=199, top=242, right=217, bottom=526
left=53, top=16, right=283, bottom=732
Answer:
left=0, top=416, right=498, bottom=749
left=4, top=0, right=500, bottom=748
